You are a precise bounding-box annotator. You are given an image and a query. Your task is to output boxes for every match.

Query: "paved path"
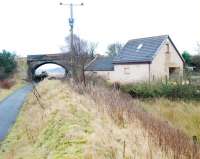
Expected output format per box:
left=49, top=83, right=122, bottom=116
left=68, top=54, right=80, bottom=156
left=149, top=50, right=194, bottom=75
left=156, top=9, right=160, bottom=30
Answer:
left=0, top=85, right=32, bottom=141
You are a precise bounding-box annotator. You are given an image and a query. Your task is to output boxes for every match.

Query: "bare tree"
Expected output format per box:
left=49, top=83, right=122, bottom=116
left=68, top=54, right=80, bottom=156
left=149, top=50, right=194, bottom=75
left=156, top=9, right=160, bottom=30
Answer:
left=62, top=34, right=95, bottom=85
left=196, top=42, right=200, bottom=55
left=106, top=42, right=123, bottom=57
left=87, top=42, right=98, bottom=58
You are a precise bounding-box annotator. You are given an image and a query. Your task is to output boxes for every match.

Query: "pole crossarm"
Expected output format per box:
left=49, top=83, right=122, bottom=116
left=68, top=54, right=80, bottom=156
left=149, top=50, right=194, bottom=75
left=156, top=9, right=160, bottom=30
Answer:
left=59, top=2, right=84, bottom=6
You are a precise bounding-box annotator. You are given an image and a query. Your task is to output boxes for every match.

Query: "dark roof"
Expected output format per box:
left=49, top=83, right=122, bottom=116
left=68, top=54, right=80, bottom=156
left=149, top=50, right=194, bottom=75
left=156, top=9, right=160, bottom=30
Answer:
left=113, top=35, right=170, bottom=64
left=86, top=35, right=184, bottom=71
left=85, top=56, right=114, bottom=71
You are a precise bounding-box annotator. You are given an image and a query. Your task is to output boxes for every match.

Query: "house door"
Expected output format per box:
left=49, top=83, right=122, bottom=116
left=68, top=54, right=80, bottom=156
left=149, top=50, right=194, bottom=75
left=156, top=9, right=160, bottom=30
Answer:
left=169, top=67, right=180, bottom=79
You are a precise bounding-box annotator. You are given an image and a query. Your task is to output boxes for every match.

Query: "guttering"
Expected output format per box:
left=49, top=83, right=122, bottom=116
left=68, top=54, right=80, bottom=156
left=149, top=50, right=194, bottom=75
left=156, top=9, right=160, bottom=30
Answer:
left=112, top=61, right=152, bottom=65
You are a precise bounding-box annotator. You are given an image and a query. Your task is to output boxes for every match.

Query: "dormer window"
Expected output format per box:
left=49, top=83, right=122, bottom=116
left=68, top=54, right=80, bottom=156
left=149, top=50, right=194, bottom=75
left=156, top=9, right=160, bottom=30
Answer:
left=136, top=43, right=143, bottom=52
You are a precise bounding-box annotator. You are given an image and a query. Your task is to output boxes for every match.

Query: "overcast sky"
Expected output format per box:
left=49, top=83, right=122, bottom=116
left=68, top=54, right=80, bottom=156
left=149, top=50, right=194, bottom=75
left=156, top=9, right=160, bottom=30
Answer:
left=0, top=0, right=199, bottom=56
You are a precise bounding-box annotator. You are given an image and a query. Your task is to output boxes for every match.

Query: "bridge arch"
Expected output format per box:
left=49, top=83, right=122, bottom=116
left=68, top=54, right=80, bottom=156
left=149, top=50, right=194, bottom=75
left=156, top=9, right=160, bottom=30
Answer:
left=27, top=53, right=71, bottom=80
left=34, top=62, right=68, bottom=75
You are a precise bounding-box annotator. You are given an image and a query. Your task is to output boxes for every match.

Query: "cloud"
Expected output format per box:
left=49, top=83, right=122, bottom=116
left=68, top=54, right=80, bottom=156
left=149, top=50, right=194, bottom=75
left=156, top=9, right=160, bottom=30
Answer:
left=0, top=0, right=199, bottom=55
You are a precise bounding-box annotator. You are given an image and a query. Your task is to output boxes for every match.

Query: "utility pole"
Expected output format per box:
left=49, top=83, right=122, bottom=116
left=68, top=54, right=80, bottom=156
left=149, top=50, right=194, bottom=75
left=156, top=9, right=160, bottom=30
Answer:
left=59, top=2, right=84, bottom=51
left=60, top=2, right=84, bottom=79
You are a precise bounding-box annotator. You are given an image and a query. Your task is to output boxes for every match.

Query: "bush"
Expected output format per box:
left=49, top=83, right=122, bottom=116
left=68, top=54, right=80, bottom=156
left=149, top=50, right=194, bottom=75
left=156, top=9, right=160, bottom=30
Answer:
left=0, top=50, right=17, bottom=79
left=121, top=82, right=200, bottom=100
left=0, top=79, right=15, bottom=89
left=182, top=51, right=191, bottom=65
left=191, top=55, right=200, bottom=69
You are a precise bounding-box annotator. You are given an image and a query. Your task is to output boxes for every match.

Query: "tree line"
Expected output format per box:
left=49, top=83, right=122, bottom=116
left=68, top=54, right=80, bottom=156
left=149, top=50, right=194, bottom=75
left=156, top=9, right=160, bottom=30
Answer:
left=182, top=43, right=200, bottom=69
left=0, top=50, right=17, bottom=80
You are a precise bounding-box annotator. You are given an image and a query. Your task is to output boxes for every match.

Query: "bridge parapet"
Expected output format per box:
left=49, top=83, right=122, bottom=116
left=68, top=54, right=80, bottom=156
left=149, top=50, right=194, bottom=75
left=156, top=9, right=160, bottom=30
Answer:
left=27, top=53, right=68, bottom=62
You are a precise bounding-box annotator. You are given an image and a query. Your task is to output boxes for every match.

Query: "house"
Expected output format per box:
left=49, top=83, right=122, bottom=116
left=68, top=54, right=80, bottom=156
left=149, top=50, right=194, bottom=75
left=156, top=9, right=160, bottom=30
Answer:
left=85, top=35, right=184, bottom=83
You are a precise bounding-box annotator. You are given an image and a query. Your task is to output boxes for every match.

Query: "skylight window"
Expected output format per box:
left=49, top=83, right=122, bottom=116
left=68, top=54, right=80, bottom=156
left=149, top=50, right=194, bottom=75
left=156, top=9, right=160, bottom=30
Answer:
left=137, top=43, right=143, bottom=50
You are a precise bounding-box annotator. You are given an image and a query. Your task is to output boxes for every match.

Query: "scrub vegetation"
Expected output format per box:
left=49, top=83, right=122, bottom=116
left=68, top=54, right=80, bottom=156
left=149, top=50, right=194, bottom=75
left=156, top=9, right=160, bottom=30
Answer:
left=0, top=80, right=199, bottom=159
left=121, top=81, right=200, bottom=100
left=121, top=80, right=200, bottom=144
left=0, top=80, right=26, bottom=101
left=0, top=57, right=27, bottom=101
left=0, top=50, right=17, bottom=80
left=142, top=98, right=200, bottom=143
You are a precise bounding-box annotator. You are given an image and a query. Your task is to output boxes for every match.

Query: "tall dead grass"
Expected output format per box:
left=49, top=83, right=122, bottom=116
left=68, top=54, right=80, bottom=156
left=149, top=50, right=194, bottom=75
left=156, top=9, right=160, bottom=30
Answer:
left=1, top=79, right=199, bottom=158
left=69, top=80, right=200, bottom=159
left=1, top=80, right=167, bottom=158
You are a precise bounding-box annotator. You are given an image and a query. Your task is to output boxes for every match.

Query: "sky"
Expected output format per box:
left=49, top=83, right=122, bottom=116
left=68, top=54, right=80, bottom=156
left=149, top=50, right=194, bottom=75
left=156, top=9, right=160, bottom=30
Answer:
left=35, top=64, right=65, bottom=75
left=0, top=0, right=199, bottom=57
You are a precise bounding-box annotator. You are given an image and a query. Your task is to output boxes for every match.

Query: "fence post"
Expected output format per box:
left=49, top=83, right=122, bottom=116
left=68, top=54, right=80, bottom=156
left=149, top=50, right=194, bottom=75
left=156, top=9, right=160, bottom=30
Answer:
left=165, top=75, right=168, bottom=85
left=193, top=136, right=198, bottom=158
left=180, top=76, right=183, bottom=85
left=123, top=140, right=126, bottom=158
left=193, top=136, right=197, bottom=144
left=31, top=83, right=44, bottom=109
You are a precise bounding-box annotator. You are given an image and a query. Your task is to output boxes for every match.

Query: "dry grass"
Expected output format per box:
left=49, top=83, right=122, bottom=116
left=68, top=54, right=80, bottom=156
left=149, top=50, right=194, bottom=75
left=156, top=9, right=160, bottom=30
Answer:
left=0, top=80, right=184, bottom=159
left=71, top=81, right=200, bottom=159
left=142, top=98, right=200, bottom=143
left=15, top=57, right=27, bottom=80
left=0, top=79, right=26, bottom=102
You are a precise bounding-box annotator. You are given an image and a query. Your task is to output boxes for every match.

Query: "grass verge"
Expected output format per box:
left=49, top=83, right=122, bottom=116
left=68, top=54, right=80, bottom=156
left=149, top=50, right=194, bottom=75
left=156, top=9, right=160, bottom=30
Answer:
left=0, top=80, right=199, bottom=158
left=0, top=80, right=26, bottom=102
left=142, top=98, right=200, bottom=142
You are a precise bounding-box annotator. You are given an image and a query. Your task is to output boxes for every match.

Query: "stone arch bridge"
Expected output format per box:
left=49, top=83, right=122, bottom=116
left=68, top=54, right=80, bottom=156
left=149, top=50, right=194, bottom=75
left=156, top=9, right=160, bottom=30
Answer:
left=27, top=53, right=71, bottom=80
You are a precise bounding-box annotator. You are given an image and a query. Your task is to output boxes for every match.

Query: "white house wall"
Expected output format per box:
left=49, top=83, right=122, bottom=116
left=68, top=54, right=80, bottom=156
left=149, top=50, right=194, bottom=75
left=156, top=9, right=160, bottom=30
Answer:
left=111, top=64, right=149, bottom=83
left=150, top=44, right=167, bottom=79
left=85, top=71, right=112, bottom=80
left=86, top=64, right=150, bottom=84
left=150, top=40, right=184, bottom=80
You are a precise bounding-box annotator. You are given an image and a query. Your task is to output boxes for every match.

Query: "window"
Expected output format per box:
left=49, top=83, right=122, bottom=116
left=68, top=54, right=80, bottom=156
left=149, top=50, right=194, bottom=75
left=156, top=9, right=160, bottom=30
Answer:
left=92, top=71, right=97, bottom=76
left=137, top=43, right=143, bottom=50
left=166, top=43, right=170, bottom=53
left=124, top=67, right=130, bottom=75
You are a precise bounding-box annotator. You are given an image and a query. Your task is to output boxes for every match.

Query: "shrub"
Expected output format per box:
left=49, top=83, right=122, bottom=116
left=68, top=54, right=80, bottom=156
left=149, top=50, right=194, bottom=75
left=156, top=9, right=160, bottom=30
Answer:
left=121, top=82, right=200, bottom=100
left=0, top=50, right=17, bottom=79
left=191, top=55, right=200, bottom=69
left=182, top=51, right=191, bottom=65
left=0, top=79, right=15, bottom=89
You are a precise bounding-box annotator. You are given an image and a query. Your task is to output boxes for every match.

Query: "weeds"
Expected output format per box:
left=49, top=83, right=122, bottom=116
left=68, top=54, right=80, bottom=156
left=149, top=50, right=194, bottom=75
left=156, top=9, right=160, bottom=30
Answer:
left=70, top=80, right=200, bottom=158
left=1, top=79, right=200, bottom=158
left=0, top=80, right=15, bottom=89
left=121, top=82, right=200, bottom=100
left=142, top=98, right=200, bottom=144
left=0, top=79, right=26, bottom=101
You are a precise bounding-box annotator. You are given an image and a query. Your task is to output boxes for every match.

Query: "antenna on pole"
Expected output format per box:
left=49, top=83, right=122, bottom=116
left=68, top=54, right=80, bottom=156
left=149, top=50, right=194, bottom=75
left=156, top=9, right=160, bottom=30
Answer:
left=60, top=2, right=84, bottom=51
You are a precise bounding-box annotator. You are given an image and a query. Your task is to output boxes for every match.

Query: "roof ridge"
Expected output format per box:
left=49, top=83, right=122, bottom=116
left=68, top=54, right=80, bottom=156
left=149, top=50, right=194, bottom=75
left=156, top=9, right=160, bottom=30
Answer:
left=128, top=34, right=169, bottom=42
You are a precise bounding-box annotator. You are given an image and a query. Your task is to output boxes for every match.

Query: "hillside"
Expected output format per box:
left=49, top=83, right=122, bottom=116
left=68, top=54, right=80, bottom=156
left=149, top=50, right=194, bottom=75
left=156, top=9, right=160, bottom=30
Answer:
left=0, top=80, right=199, bottom=159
